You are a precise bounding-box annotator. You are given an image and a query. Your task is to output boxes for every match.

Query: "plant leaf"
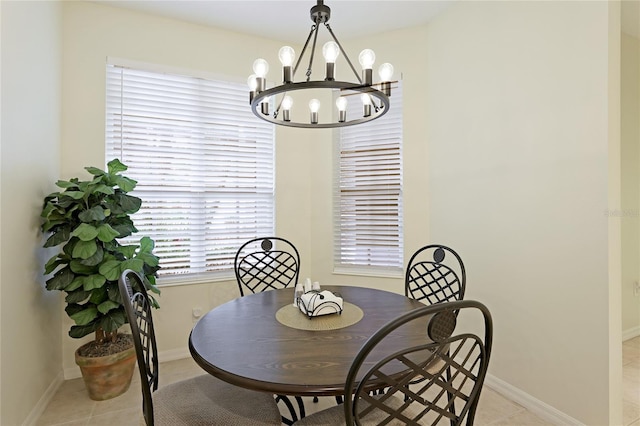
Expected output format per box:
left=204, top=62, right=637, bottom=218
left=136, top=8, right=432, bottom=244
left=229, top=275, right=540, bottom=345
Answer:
left=93, top=184, right=115, bottom=195
left=44, top=227, right=71, bottom=247
left=97, top=300, right=120, bottom=314
left=89, top=286, right=107, bottom=304
left=66, top=277, right=86, bottom=292
left=100, top=310, right=126, bottom=332
left=72, top=239, right=97, bottom=259
left=139, top=236, right=155, bottom=253
left=78, top=206, right=106, bottom=223
left=114, top=176, right=137, bottom=192
left=120, top=258, right=144, bottom=273
left=84, top=274, right=107, bottom=291
left=55, top=180, right=78, bottom=189
left=60, top=191, right=85, bottom=200
left=116, top=245, right=138, bottom=259
left=69, top=306, right=98, bottom=326
left=107, top=159, right=128, bottom=174
left=78, top=244, right=104, bottom=266
left=46, top=268, right=74, bottom=291
left=69, top=259, right=97, bottom=275
left=44, top=254, right=65, bottom=274
left=71, top=223, right=99, bottom=241
left=65, top=290, right=91, bottom=304
left=108, top=193, right=141, bottom=215
left=96, top=224, right=120, bottom=243
left=137, top=252, right=159, bottom=267
left=69, top=324, right=96, bottom=339
left=98, top=259, right=122, bottom=281
left=85, top=166, right=106, bottom=177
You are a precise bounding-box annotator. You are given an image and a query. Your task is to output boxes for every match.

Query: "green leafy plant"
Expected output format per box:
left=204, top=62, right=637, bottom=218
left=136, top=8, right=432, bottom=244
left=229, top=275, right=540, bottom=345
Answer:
left=41, top=159, right=160, bottom=344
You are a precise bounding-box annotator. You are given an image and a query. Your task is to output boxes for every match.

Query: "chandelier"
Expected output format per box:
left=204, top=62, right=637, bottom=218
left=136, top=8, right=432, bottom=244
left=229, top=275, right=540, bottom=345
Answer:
left=247, top=0, right=394, bottom=129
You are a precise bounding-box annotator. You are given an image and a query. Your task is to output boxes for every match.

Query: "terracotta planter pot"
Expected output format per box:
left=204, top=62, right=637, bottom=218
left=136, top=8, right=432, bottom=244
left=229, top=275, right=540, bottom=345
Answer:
left=75, top=343, right=136, bottom=401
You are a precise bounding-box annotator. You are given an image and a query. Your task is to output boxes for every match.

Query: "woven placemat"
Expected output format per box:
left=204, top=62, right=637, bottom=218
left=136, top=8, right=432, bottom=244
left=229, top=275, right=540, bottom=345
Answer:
left=275, top=302, right=364, bottom=331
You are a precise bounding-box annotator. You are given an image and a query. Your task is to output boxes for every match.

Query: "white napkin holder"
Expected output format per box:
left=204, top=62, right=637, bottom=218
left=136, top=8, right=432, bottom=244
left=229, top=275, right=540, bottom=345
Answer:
left=298, top=290, right=343, bottom=319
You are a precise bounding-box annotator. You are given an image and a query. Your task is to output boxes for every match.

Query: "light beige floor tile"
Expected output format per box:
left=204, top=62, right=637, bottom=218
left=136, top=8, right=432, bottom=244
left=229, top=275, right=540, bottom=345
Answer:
left=624, top=399, right=640, bottom=426
left=488, top=410, right=554, bottom=426
left=35, top=378, right=96, bottom=426
left=473, top=387, right=524, bottom=425
left=88, top=407, right=141, bottom=426
left=40, top=419, right=88, bottom=426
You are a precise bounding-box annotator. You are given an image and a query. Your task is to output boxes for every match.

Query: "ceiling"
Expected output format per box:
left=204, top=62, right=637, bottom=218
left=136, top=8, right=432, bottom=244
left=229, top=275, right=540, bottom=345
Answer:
left=93, top=0, right=454, bottom=42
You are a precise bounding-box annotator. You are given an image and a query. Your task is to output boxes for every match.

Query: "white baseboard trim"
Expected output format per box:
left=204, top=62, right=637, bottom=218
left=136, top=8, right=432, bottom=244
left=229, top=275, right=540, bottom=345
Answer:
left=23, top=372, right=64, bottom=426
left=484, top=374, right=584, bottom=426
left=158, top=348, right=191, bottom=363
left=623, top=325, right=640, bottom=342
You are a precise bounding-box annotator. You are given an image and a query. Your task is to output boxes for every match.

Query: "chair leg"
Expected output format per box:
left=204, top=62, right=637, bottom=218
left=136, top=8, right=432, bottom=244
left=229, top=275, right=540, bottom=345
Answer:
left=275, top=394, right=303, bottom=425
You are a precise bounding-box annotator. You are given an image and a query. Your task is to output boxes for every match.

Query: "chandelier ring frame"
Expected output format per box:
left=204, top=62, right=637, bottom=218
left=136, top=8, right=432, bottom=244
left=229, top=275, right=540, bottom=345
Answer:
left=251, top=81, right=390, bottom=129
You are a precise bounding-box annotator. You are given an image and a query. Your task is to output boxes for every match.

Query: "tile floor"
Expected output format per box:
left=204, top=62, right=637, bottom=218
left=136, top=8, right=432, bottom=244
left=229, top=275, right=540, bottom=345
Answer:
left=36, top=336, right=640, bottom=426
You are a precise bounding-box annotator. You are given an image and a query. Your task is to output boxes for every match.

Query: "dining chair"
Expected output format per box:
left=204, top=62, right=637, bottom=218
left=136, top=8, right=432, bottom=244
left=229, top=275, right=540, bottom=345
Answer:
left=234, top=236, right=301, bottom=297
left=405, top=244, right=466, bottom=305
left=293, top=299, right=493, bottom=426
left=118, top=269, right=282, bottom=426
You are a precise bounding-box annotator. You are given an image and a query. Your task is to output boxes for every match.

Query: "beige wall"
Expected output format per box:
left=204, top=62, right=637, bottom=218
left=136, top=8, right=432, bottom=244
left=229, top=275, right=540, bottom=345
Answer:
left=423, top=1, right=615, bottom=424
left=1, top=1, right=63, bottom=424
left=621, top=31, right=640, bottom=338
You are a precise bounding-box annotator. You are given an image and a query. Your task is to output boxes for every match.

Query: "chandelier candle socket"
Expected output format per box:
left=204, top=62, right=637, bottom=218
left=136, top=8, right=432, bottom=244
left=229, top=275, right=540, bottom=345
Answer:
left=248, top=0, right=394, bottom=128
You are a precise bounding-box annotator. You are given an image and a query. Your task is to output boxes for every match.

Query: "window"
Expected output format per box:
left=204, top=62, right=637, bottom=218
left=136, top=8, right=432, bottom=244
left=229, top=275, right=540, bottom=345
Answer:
left=106, top=61, right=275, bottom=284
left=333, top=82, right=404, bottom=277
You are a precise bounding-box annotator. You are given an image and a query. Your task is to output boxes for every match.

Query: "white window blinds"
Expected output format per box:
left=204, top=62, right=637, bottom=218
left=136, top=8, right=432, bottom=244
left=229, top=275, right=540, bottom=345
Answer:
left=334, top=82, right=404, bottom=276
left=106, top=63, right=275, bottom=283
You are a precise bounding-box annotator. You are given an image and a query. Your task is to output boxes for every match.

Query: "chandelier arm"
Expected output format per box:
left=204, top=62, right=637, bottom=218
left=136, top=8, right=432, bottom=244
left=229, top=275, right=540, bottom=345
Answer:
left=305, top=16, right=322, bottom=81
left=324, top=23, right=363, bottom=84
left=293, top=24, right=317, bottom=77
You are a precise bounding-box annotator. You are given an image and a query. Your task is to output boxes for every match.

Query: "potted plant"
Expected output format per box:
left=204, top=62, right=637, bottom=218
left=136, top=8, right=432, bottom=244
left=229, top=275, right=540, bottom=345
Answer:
left=41, top=158, right=160, bottom=400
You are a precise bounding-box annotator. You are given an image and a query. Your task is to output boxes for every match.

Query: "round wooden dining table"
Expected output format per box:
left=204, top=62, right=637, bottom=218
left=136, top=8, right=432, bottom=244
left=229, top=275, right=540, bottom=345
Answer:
left=188, top=285, right=425, bottom=398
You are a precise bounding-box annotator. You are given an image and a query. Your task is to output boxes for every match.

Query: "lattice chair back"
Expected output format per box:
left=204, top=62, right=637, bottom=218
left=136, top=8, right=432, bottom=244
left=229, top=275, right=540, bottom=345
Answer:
left=119, top=269, right=159, bottom=426
left=234, top=237, right=300, bottom=296
left=344, top=300, right=492, bottom=426
left=405, top=244, right=466, bottom=305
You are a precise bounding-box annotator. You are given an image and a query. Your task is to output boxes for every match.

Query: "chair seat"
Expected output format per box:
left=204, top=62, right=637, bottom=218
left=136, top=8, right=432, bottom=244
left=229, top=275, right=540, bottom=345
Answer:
left=153, top=374, right=281, bottom=425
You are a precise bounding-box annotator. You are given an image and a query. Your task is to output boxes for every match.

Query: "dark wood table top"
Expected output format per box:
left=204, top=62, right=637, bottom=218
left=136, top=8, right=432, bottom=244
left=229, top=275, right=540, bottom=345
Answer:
left=188, top=285, right=425, bottom=397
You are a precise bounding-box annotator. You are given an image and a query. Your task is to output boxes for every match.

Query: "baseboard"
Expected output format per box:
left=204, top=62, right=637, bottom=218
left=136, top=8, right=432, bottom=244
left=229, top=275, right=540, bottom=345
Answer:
left=484, top=374, right=584, bottom=426
left=158, top=347, right=191, bottom=363
left=22, top=372, right=64, bottom=426
left=623, top=325, right=640, bottom=341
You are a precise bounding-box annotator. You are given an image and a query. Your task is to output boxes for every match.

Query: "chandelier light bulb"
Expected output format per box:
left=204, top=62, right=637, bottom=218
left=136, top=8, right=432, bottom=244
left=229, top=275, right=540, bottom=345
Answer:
left=361, top=93, right=372, bottom=117
left=309, top=99, right=321, bottom=113
left=378, top=63, right=394, bottom=81
left=281, top=95, right=293, bottom=122
left=282, top=95, right=293, bottom=110
left=358, top=49, right=376, bottom=69
left=322, top=41, right=340, bottom=63
left=253, top=58, right=269, bottom=78
left=309, top=98, right=320, bottom=124
left=278, top=46, right=296, bottom=67
left=336, top=96, right=348, bottom=123
left=247, top=74, right=258, bottom=91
